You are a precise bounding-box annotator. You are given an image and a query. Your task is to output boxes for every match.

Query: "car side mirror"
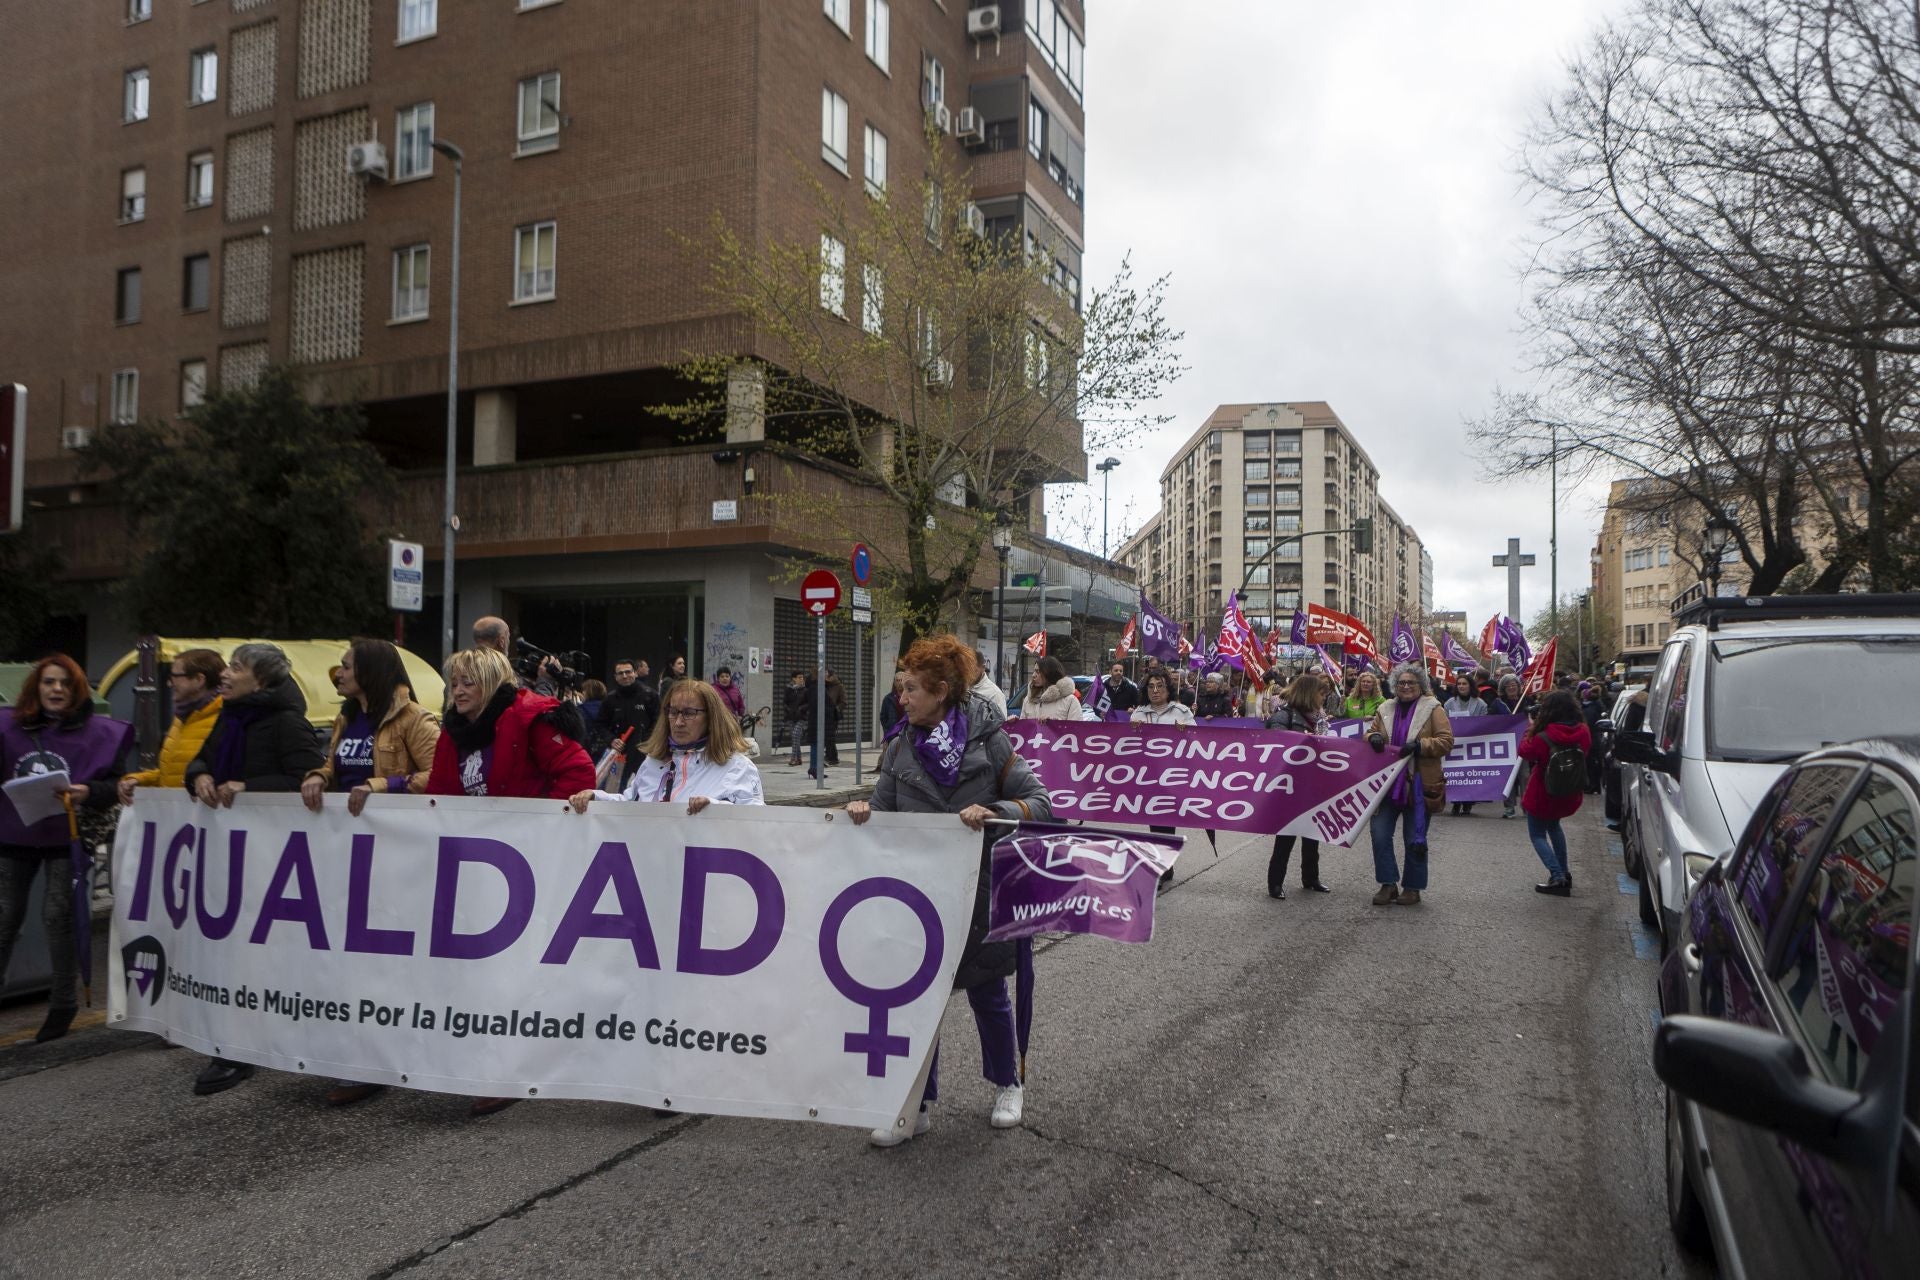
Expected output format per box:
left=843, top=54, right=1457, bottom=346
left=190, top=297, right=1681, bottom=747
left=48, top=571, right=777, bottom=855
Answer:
left=1654, top=1016, right=1875, bottom=1166
left=1613, top=729, right=1677, bottom=775
left=1596, top=717, right=1615, bottom=736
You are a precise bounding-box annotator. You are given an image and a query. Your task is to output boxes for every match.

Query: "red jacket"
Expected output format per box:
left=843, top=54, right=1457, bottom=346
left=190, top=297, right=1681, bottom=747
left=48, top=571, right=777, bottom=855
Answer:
left=1518, top=720, right=1592, bottom=821
left=426, top=687, right=596, bottom=800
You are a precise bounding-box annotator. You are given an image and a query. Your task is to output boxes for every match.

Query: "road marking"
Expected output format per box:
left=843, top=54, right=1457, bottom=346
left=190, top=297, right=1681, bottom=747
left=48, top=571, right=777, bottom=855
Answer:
left=1629, top=921, right=1661, bottom=962
left=1606, top=834, right=1623, bottom=858
left=1649, top=1009, right=1663, bottom=1030
left=1617, top=873, right=1637, bottom=896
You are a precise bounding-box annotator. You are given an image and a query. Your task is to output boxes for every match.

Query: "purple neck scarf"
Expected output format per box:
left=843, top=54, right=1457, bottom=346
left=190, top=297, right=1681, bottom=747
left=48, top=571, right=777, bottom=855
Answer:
left=208, top=701, right=268, bottom=785
left=1388, top=698, right=1419, bottom=809
left=912, top=704, right=968, bottom=789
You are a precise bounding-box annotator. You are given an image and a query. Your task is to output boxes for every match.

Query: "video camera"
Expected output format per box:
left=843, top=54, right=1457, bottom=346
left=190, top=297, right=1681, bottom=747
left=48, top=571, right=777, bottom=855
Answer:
left=514, top=637, right=593, bottom=692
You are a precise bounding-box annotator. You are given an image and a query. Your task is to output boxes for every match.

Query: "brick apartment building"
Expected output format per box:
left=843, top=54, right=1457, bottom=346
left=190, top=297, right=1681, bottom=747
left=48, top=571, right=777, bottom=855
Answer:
left=1115, top=402, right=1432, bottom=645
left=0, top=0, right=1097, bottom=741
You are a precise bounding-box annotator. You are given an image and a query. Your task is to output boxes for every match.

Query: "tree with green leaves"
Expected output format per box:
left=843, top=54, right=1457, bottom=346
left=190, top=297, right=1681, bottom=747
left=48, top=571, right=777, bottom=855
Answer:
left=1528, top=592, right=1619, bottom=675
left=0, top=536, right=70, bottom=661
left=674, top=134, right=1183, bottom=654
left=85, top=367, right=395, bottom=637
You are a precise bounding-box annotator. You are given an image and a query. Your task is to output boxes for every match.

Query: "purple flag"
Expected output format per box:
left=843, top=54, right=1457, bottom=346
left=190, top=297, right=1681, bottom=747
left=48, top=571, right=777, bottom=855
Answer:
left=986, top=823, right=1184, bottom=944
left=1389, top=615, right=1418, bottom=665
left=1137, top=594, right=1183, bottom=662
left=1495, top=616, right=1533, bottom=668
left=1289, top=609, right=1308, bottom=645
left=999, top=720, right=1408, bottom=843
left=1440, top=629, right=1479, bottom=669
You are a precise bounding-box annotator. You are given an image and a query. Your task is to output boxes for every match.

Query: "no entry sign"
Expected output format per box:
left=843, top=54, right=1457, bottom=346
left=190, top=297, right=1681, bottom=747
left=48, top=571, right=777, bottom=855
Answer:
left=802, top=569, right=842, bottom=617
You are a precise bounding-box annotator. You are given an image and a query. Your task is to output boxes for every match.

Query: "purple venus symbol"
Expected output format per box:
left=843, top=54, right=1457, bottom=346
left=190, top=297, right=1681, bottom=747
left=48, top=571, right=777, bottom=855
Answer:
left=817, top=878, right=945, bottom=1076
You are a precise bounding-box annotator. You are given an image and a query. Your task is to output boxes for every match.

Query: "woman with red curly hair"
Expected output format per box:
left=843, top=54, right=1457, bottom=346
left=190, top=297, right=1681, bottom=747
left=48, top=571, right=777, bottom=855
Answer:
left=0, top=654, right=133, bottom=1042
left=847, top=634, right=1050, bottom=1147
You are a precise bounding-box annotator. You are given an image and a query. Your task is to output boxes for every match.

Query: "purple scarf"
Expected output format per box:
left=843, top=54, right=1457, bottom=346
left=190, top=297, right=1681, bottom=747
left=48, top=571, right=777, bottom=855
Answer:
left=1386, top=698, right=1429, bottom=844
left=207, top=702, right=268, bottom=785
left=892, top=704, right=968, bottom=789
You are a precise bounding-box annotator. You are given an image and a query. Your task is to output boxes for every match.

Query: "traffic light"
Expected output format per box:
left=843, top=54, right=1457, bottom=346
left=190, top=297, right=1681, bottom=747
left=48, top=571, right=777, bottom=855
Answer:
left=1353, top=517, right=1374, bottom=554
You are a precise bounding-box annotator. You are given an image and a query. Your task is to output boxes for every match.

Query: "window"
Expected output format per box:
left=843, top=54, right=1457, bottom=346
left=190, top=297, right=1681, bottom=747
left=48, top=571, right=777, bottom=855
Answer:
left=1651, top=641, right=1691, bottom=754
left=818, top=235, right=846, bottom=316
left=862, top=124, right=887, bottom=195
left=823, top=0, right=849, bottom=33
left=1027, top=99, right=1046, bottom=159
left=1025, top=329, right=1051, bottom=388
left=820, top=88, right=849, bottom=172
left=1245, top=539, right=1270, bottom=560
left=922, top=53, right=945, bottom=108
left=395, top=102, right=434, bottom=179
left=1245, top=514, right=1270, bottom=533
left=186, top=151, right=214, bottom=207
left=111, top=369, right=139, bottom=424
left=115, top=267, right=142, bottom=324
left=128, top=0, right=151, bottom=22
left=1657, top=544, right=1672, bottom=567
left=861, top=263, right=884, bottom=335
left=182, top=254, right=211, bottom=311
left=1734, top=764, right=1858, bottom=950
left=1275, top=487, right=1301, bottom=508
left=180, top=359, right=207, bottom=412
left=1276, top=460, right=1301, bottom=478
left=864, top=0, right=889, bottom=70
left=517, top=72, right=561, bottom=153
left=922, top=182, right=942, bottom=245
left=1244, top=461, right=1269, bottom=482
left=1025, top=0, right=1085, bottom=101
left=399, top=0, right=436, bottom=41
left=513, top=221, right=556, bottom=301
left=124, top=68, right=150, bottom=122
left=1275, top=514, right=1302, bottom=534
left=393, top=243, right=430, bottom=321
left=189, top=48, right=219, bottom=105
left=1245, top=489, right=1270, bottom=508
left=120, top=168, right=146, bottom=222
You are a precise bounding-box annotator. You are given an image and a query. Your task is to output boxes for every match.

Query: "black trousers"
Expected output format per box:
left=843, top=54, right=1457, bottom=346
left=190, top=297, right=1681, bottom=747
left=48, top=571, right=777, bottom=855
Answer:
left=1269, top=835, right=1320, bottom=891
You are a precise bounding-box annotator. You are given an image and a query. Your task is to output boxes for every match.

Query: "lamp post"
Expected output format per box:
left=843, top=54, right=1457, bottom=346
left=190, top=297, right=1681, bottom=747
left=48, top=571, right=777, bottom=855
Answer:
left=429, top=137, right=464, bottom=661
left=991, top=520, right=1013, bottom=687
left=1702, top=516, right=1734, bottom=596
left=1095, top=456, right=1120, bottom=558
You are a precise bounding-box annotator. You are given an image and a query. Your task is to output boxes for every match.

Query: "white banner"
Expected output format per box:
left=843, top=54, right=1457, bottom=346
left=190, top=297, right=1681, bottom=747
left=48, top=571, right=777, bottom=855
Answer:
left=107, top=796, right=982, bottom=1129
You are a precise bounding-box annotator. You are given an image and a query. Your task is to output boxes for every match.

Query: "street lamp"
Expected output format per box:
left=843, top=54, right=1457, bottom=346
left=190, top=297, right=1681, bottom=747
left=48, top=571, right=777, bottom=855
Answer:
left=1095, top=456, right=1120, bottom=558
left=430, top=136, right=464, bottom=662
left=991, top=518, right=1014, bottom=686
left=1701, top=515, right=1734, bottom=596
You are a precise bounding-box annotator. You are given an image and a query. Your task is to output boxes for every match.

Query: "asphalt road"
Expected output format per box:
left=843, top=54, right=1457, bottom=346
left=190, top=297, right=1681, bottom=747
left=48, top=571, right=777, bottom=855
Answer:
left=0, top=807, right=1711, bottom=1280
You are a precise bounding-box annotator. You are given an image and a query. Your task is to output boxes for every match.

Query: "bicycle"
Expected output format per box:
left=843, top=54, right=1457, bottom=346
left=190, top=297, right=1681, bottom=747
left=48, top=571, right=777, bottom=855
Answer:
left=738, top=705, right=772, bottom=758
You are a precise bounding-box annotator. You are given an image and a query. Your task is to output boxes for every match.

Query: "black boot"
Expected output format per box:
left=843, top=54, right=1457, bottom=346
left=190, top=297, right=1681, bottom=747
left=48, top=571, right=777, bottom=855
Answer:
left=35, top=1006, right=77, bottom=1043
left=193, top=1057, right=255, bottom=1096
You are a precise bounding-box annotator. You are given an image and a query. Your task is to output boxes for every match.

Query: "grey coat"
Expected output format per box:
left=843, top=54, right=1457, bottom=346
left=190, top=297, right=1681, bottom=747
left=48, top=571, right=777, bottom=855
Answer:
left=872, top=694, right=1050, bottom=988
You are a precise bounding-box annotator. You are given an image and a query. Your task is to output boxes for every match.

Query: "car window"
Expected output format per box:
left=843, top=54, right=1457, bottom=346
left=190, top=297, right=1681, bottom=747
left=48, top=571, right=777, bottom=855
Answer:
left=1733, top=763, right=1858, bottom=942
left=1707, top=636, right=1920, bottom=762
left=1643, top=642, right=1684, bottom=744
left=1656, top=641, right=1692, bottom=755
left=1772, top=770, right=1916, bottom=1091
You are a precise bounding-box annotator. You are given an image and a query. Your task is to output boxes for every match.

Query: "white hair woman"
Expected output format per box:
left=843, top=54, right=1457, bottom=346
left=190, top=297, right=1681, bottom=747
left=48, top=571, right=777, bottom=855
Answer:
left=1364, top=664, right=1454, bottom=907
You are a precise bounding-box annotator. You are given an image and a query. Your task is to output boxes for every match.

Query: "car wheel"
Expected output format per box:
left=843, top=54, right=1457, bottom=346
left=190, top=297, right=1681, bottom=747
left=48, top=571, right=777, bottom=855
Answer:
left=1638, top=860, right=1658, bottom=929
left=1665, top=1089, right=1710, bottom=1256
left=1622, top=823, right=1643, bottom=878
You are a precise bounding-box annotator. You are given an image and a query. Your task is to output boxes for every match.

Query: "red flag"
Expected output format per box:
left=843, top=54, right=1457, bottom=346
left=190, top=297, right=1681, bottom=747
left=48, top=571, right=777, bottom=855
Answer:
left=1303, top=603, right=1380, bottom=663
left=1023, top=631, right=1047, bottom=657
left=1477, top=614, right=1500, bottom=658
left=1115, top=615, right=1137, bottom=661
left=1521, top=636, right=1558, bottom=695
left=1420, top=631, right=1447, bottom=684
left=1177, top=633, right=1193, bottom=660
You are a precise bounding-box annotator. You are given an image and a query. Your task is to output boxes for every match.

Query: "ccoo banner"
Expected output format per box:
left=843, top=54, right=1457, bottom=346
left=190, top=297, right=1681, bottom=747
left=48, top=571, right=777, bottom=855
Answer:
left=1324, top=713, right=1529, bottom=802
left=107, top=797, right=982, bottom=1129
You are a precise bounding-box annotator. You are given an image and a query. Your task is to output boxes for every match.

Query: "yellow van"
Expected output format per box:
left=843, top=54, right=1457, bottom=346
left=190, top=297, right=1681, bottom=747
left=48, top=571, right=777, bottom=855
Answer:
left=97, top=638, right=446, bottom=729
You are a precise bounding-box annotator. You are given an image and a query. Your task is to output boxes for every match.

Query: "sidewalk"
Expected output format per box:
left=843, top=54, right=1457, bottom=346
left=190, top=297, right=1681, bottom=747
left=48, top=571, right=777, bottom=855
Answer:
left=755, top=740, right=877, bottom=808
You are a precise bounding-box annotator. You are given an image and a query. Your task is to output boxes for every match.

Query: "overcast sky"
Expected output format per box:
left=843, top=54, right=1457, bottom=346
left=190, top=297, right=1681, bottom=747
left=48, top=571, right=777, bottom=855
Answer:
left=1050, top=0, right=1629, bottom=633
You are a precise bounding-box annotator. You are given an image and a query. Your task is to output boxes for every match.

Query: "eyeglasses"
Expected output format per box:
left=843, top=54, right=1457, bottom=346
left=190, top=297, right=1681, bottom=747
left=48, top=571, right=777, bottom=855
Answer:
left=168, top=670, right=191, bottom=679
left=1394, top=682, right=1420, bottom=690
left=666, top=707, right=705, bottom=720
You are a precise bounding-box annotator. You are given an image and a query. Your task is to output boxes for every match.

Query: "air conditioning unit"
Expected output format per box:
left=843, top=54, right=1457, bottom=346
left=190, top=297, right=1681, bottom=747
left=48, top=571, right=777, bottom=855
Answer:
left=961, top=202, right=987, bottom=237
left=932, top=103, right=952, bottom=134
left=967, top=5, right=1002, bottom=39
left=346, top=141, right=388, bottom=181
left=924, top=357, right=954, bottom=390
left=62, top=426, right=92, bottom=451
left=955, top=106, right=985, bottom=145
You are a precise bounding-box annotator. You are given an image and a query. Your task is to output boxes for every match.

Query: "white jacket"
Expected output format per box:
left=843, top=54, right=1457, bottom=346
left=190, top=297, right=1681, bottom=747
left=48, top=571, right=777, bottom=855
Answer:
left=592, top=746, right=764, bottom=806
left=1021, top=676, right=1083, bottom=721
left=1131, top=701, right=1196, bottom=727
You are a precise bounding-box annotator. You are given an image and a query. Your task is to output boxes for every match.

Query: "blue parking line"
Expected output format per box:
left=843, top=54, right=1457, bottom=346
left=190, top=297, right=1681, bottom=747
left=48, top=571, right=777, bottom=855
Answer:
left=1617, top=873, right=1637, bottom=896
left=1650, top=1009, right=1662, bottom=1030
left=1606, top=834, right=1624, bottom=858
left=1629, top=922, right=1662, bottom=961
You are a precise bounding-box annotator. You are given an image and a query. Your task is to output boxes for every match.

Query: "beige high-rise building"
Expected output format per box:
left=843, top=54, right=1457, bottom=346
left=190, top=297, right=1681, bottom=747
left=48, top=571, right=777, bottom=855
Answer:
left=1116, top=402, right=1430, bottom=643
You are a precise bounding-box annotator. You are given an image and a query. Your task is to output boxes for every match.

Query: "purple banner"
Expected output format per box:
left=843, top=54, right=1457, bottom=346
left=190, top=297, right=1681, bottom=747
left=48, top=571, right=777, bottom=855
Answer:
left=1324, top=713, right=1527, bottom=802
left=1000, top=721, right=1407, bottom=843
left=985, top=823, right=1183, bottom=944
left=1289, top=609, right=1308, bottom=646
left=1137, top=595, right=1183, bottom=662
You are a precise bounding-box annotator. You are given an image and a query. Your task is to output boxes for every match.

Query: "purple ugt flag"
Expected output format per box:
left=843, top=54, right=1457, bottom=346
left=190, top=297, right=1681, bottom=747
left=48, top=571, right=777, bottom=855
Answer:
left=986, top=822, right=1184, bottom=944
left=1290, top=609, right=1308, bottom=646
left=1390, top=615, right=1418, bottom=665
left=1440, top=629, right=1479, bottom=669
left=1496, top=616, right=1532, bottom=668
left=1137, top=594, right=1183, bottom=662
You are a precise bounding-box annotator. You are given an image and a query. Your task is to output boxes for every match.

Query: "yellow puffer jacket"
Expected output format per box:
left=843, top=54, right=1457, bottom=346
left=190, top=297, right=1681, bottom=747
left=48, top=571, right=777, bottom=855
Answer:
left=126, top=697, right=224, bottom=789
left=305, top=690, right=442, bottom=794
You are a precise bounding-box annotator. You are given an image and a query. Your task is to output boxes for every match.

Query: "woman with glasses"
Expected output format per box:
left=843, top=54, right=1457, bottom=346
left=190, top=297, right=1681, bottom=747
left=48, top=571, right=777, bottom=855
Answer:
left=569, top=679, right=762, bottom=813
left=1364, top=664, right=1454, bottom=907
left=118, top=648, right=225, bottom=805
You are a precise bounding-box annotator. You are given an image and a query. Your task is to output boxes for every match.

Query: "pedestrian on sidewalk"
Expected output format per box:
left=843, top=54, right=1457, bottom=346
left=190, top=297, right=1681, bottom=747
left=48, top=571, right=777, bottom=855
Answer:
left=1365, top=664, right=1453, bottom=907
left=847, top=635, right=1049, bottom=1147
left=1517, top=690, right=1591, bottom=896
left=1263, top=673, right=1332, bottom=899
left=783, top=670, right=809, bottom=767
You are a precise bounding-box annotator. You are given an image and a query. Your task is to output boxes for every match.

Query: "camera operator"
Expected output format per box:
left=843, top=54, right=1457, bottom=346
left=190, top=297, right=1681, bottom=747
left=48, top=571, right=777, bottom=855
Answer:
left=597, top=658, right=659, bottom=786
left=508, top=637, right=594, bottom=748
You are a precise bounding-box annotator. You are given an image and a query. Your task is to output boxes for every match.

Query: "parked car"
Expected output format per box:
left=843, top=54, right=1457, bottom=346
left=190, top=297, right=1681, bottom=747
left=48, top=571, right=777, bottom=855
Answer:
left=1600, top=683, right=1646, bottom=839
left=1653, top=737, right=1918, bottom=1276
left=1615, top=593, right=1920, bottom=947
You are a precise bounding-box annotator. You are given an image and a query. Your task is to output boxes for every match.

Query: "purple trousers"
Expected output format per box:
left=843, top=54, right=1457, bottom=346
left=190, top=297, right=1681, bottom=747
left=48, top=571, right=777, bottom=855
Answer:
left=924, top=976, right=1017, bottom=1101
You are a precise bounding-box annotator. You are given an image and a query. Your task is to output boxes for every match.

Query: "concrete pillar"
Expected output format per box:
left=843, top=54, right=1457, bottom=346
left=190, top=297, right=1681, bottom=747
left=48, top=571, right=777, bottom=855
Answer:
left=474, top=389, right=518, bottom=466
left=725, top=365, right=765, bottom=444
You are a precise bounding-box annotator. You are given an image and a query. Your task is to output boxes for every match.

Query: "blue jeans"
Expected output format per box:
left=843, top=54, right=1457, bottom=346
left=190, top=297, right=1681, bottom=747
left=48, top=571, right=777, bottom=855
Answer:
left=1370, top=801, right=1428, bottom=891
left=1527, top=814, right=1568, bottom=879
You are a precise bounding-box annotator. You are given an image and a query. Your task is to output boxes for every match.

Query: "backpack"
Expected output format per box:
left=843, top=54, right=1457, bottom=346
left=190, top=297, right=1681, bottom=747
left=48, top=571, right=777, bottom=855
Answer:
left=1544, top=739, right=1586, bottom=797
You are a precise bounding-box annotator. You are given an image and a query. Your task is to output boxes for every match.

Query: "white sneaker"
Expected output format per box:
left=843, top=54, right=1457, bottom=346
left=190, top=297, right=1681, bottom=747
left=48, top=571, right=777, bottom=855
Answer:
left=869, top=1104, right=931, bottom=1147
left=990, top=1084, right=1024, bottom=1129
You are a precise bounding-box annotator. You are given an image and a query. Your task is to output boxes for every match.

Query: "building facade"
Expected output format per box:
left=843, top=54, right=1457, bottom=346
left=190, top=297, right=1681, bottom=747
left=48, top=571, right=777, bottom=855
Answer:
left=1115, top=401, right=1429, bottom=644
left=2, top=0, right=1095, bottom=740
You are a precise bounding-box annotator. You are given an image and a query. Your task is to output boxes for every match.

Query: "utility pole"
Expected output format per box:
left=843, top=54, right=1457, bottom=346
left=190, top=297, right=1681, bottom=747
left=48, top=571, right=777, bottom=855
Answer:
left=1550, top=423, right=1560, bottom=640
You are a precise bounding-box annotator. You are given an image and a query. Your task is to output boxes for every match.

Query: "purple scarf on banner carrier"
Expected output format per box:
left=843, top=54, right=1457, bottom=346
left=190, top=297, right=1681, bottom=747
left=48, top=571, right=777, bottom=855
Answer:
left=883, top=704, right=969, bottom=788
left=986, top=822, right=1183, bottom=944
left=1384, top=700, right=1430, bottom=847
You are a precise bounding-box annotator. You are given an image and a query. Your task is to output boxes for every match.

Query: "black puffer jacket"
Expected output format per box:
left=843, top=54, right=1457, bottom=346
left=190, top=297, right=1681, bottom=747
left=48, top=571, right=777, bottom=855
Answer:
left=185, top=679, right=323, bottom=792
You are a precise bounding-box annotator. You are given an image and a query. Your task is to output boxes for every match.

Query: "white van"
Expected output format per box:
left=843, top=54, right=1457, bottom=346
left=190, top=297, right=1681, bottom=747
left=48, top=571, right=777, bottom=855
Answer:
left=1616, top=592, right=1920, bottom=946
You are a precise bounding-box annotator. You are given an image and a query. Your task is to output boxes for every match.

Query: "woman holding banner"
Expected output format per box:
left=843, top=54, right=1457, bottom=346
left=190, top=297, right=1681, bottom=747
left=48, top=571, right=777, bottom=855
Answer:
left=1443, top=673, right=1488, bottom=816
left=1365, top=664, right=1453, bottom=907
left=847, top=636, right=1050, bottom=1147
left=1021, top=656, right=1081, bottom=720
left=568, top=679, right=762, bottom=812
left=1262, top=674, right=1332, bottom=899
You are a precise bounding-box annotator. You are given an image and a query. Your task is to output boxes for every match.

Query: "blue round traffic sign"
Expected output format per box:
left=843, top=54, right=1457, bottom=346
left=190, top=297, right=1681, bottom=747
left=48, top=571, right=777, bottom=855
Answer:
left=851, top=543, right=871, bottom=586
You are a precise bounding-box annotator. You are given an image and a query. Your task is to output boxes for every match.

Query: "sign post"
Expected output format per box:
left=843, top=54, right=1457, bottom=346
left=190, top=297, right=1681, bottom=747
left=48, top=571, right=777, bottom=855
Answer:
left=849, top=546, right=871, bottom=786
left=802, top=569, right=843, bottom=791
left=388, top=538, right=425, bottom=645
left=1, top=384, right=25, bottom=536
